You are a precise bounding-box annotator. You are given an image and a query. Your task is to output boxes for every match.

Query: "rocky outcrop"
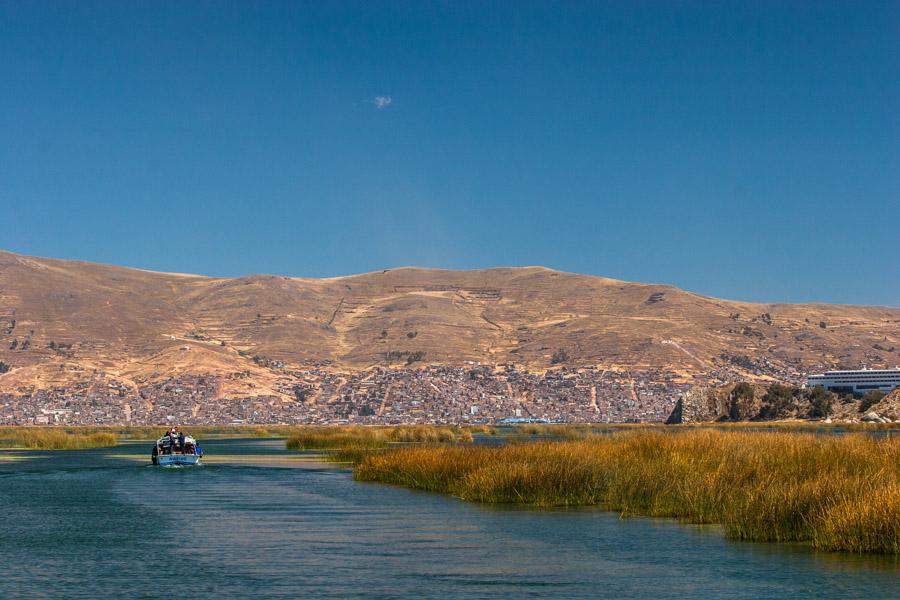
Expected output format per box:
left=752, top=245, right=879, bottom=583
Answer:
left=870, top=389, right=900, bottom=420
left=666, top=381, right=900, bottom=425
left=860, top=411, right=888, bottom=424
left=666, top=386, right=730, bottom=424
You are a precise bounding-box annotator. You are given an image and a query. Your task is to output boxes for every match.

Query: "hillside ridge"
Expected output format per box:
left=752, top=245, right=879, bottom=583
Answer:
left=1, top=249, right=898, bottom=396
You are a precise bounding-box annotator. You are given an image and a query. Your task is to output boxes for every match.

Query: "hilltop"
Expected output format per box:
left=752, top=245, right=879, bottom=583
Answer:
left=1, top=250, right=898, bottom=398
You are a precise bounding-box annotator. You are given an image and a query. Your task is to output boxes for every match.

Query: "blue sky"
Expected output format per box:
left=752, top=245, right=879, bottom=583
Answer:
left=1, top=2, right=897, bottom=305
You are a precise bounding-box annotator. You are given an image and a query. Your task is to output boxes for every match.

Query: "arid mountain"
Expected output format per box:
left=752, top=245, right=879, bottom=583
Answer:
left=1, top=250, right=898, bottom=395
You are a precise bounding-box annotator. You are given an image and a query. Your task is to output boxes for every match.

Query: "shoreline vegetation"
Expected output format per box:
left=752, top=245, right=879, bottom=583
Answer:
left=0, top=421, right=896, bottom=450
left=286, top=425, right=478, bottom=463
left=273, top=424, right=900, bottom=554
left=0, top=428, right=118, bottom=450
left=351, top=429, right=900, bottom=554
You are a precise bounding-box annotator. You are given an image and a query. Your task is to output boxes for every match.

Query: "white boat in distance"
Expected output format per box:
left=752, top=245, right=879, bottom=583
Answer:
left=151, top=431, right=203, bottom=466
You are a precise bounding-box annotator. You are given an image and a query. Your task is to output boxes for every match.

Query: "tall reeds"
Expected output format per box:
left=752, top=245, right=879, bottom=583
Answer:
left=354, top=429, right=900, bottom=553
left=285, top=425, right=473, bottom=452
left=0, top=428, right=118, bottom=450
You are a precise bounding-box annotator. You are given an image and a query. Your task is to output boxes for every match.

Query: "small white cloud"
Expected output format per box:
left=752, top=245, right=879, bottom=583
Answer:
left=373, top=95, right=392, bottom=109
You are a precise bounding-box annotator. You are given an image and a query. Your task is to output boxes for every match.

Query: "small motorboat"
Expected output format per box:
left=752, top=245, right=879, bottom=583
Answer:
left=151, top=430, right=203, bottom=466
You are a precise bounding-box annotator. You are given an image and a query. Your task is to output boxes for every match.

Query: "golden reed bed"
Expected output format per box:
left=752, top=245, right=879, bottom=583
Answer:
left=0, top=428, right=118, bottom=450
left=354, top=429, right=900, bottom=554
left=286, top=425, right=473, bottom=449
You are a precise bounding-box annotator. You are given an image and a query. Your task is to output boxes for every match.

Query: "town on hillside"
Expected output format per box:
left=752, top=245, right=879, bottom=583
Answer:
left=0, top=359, right=806, bottom=426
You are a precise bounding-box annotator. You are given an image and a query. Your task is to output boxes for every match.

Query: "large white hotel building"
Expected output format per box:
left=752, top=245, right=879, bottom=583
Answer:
left=806, top=368, right=900, bottom=395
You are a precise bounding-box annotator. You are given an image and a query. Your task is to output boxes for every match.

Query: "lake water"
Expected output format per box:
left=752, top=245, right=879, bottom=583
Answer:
left=1, top=438, right=897, bottom=599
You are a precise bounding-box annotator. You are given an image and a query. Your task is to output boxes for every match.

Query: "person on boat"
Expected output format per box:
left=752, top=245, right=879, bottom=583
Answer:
left=177, top=430, right=185, bottom=454
left=162, top=428, right=176, bottom=454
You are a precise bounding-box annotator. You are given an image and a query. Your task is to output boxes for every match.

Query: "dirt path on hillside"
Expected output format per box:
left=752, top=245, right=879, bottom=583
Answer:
left=377, top=384, right=393, bottom=417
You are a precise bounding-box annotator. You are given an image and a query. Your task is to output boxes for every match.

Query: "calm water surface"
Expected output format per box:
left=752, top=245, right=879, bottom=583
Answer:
left=1, top=438, right=898, bottom=599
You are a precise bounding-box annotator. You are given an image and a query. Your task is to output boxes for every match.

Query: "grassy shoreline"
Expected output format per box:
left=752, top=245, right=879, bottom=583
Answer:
left=353, top=429, right=900, bottom=554
left=285, top=425, right=473, bottom=449
left=0, top=428, right=118, bottom=450
left=285, top=425, right=476, bottom=462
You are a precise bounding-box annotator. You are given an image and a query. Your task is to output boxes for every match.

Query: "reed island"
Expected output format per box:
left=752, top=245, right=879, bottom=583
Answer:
left=286, top=424, right=900, bottom=555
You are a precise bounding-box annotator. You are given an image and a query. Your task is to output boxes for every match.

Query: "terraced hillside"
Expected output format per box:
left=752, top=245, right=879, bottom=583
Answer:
left=0, top=250, right=898, bottom=394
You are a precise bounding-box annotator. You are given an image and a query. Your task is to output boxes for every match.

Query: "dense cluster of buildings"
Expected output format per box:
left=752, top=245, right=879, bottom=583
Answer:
left=0, top=359, right=806, bottom=426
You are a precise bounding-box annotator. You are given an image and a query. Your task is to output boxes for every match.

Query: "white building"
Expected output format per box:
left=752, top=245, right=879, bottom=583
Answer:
left=806, top=368, right=900, bottom=395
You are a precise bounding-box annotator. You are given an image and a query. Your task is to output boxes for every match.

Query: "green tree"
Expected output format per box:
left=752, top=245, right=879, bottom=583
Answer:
left=293, top=385, right=308, bottom=403
left=807, top=386, right=833, bottom=418
left=550, top=349, right=569, bottom=365
left=729, top=382, right=755, bottom=421
left=758, top=384, right=796, bottom=419
left=859, top=391, right=886, bottom=414
left=406, top=351, right=426, bottom=365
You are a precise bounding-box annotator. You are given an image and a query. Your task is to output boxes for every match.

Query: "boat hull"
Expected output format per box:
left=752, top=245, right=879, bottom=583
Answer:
left=156, top=454, right=201, bottom=467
